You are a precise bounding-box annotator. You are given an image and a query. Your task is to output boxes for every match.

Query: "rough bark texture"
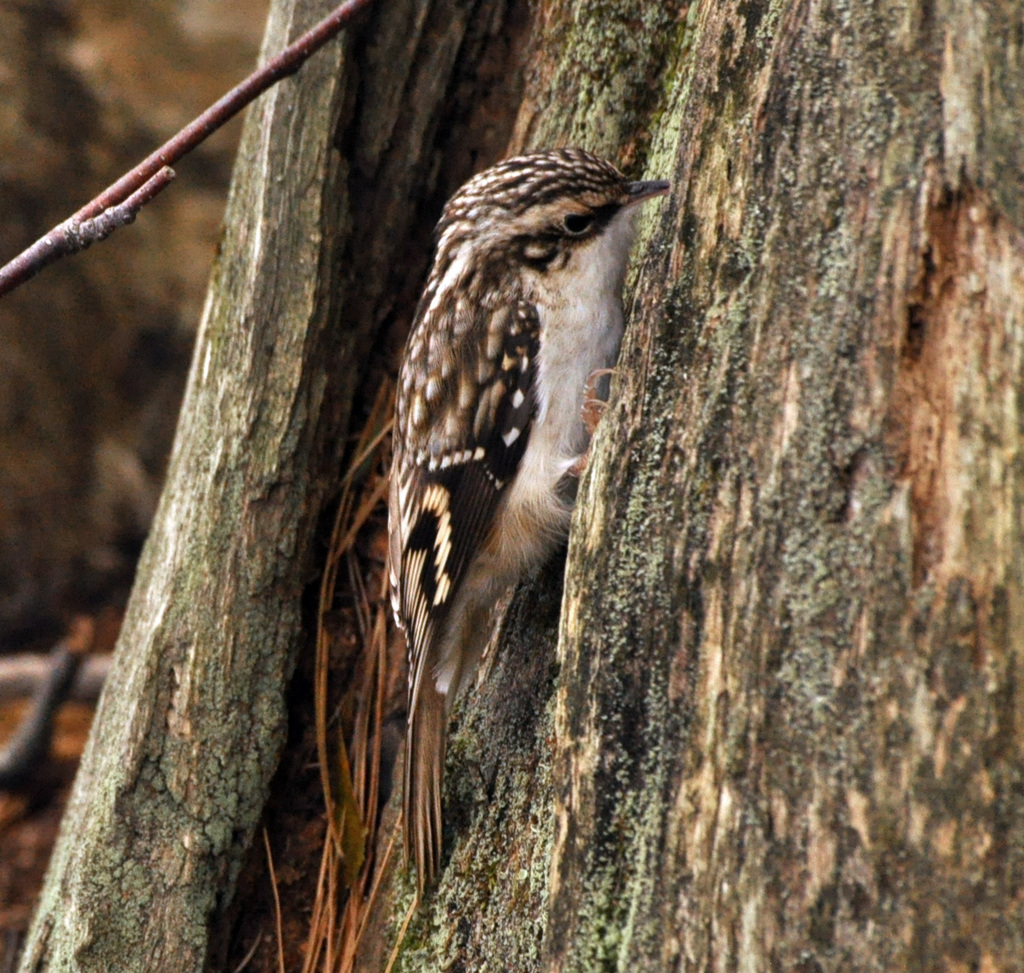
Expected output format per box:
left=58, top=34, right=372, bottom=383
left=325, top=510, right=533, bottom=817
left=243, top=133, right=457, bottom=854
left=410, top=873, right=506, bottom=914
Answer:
left=358, top=4, right=692, bottom=965
left=16, top=2, right=350, bottom=967
left=544, top=1, right=1024, bottom=970
left=376, top=1, right=1024, bottom=970
left=17, top=0, right=528, bottom=969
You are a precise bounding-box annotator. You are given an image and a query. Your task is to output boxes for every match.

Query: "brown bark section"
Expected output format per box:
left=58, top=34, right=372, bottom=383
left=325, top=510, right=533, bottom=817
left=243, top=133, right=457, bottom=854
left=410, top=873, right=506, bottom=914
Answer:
left=542, top=1, right=1024, bottom=970
left=374, top=5, right=1024, bottom=959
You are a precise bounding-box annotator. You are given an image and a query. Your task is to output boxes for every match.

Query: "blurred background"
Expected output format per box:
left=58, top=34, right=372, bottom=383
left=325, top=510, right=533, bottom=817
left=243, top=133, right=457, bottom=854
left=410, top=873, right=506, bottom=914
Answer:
left=0, top=0, right=267, bottom=947
left=0, top=0, right=268, bottom=651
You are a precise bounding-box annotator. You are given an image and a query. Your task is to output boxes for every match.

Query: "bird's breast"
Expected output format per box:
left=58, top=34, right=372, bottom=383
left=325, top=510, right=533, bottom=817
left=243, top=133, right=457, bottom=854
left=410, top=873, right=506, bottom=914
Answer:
left=533, top=281, right=624, bottom=457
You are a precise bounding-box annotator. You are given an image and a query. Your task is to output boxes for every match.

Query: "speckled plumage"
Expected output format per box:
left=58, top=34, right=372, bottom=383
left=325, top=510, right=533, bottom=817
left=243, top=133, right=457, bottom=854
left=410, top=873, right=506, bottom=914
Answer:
left=388, top=148, right=668, bottom=894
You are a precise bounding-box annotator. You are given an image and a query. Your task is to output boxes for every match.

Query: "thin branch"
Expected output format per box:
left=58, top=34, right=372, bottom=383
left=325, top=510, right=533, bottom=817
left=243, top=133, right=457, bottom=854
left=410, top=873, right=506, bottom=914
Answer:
left=0, top=0, right=376, bottom=299
left=0, top=653, right=110, bottom=703
left=67, top=167, right=176, bottom=249
left=0, top=618, right=94, bottom=790
left=14, top=165, right=178, bottom=279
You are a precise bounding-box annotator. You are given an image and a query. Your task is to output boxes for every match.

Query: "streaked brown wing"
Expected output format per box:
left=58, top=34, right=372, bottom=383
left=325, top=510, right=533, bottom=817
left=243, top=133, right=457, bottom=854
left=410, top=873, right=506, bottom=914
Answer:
left=389, top=299, right=540, bottom=698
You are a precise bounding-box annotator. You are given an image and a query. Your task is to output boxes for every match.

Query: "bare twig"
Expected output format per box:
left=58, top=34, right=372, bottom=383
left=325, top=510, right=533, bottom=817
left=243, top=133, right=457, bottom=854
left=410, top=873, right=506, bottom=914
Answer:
left=68, top=168, right=177, bottom=249
left=0, top=651, right=78, bottom=790
left=0, top=0, right=376, bottom=299
left=0, top=619, right=95, bottom=790
left=0, top=653, right=110, bottom=703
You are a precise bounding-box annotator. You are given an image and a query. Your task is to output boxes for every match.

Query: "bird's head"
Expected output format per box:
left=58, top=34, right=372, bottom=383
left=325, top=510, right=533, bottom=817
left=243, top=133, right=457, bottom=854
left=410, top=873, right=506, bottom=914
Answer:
left=434, top=148, right=669, bottom=287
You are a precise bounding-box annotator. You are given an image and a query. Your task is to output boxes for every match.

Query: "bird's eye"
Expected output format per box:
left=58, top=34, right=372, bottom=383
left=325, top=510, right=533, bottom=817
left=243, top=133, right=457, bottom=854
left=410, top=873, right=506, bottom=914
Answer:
left=563, top=212, right=594, bottom=234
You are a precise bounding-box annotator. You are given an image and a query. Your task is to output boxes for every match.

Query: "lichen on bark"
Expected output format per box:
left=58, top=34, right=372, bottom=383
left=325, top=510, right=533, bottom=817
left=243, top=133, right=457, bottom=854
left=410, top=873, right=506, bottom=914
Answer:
left=540, top=0, right=1024, bottom=970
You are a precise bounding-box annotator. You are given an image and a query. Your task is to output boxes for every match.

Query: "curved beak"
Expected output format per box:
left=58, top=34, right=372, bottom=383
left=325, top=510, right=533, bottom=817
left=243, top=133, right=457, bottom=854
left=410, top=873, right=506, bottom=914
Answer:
left=626, top=179, right=671, bottom=204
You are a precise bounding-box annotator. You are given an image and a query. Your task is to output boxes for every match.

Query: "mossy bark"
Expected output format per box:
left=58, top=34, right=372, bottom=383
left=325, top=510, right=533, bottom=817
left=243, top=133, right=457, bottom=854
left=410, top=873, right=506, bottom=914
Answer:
left=382, top=0, right=1024, bottom=970
left=546, top=1, right=1024, bottom=970
left=16, top=3, right=351, bottom=968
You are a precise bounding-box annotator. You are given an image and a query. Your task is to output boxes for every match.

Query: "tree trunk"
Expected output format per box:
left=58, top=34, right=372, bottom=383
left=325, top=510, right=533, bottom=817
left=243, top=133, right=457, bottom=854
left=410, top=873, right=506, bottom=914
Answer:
left=17, top=0, right=527, bottom=968
left=370, top=1, right=1024, bottom=970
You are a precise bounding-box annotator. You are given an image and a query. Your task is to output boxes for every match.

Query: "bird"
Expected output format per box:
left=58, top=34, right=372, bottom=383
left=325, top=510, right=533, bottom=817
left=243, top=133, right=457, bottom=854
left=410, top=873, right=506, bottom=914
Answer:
left=388, top=147, right=669, bottom=894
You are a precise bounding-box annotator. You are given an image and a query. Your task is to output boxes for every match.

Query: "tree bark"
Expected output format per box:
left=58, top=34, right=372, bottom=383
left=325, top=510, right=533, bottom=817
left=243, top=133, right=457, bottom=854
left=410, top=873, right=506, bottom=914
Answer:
left=545, top=1, right=1024, bottom=969
left=16, top=3, right=350, bottom=967
left=371, top=1, right=1024, bottom=970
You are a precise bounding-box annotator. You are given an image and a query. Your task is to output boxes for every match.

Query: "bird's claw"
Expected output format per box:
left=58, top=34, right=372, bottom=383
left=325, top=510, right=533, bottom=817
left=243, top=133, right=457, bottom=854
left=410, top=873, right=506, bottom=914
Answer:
left=570, top=368, right=617, bottom=476
left=582, top=367, right=616, bottom=437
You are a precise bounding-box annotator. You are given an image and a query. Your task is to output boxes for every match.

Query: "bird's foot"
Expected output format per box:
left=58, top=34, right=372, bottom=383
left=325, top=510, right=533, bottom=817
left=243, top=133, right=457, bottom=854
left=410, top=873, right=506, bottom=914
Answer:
left=569, top=368, right=617, bottom=476
left=581, top=367, right=616, bottom=437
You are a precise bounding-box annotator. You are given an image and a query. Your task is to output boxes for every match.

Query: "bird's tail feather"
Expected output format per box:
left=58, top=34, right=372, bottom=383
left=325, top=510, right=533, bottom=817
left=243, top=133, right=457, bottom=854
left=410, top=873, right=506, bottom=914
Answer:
left=404, top=682, right=446, bottom=897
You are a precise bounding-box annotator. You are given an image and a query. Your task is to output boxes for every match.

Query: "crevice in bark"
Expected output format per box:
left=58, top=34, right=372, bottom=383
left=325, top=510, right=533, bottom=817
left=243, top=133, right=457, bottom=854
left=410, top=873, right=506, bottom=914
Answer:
left=890, top=179, right=1024, bottom=600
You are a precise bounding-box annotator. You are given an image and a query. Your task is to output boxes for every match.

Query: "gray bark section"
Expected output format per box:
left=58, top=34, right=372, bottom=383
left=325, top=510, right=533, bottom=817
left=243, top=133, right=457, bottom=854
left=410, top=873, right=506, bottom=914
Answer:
left=18, top=2, right=350, bottom=968
left=18, top=0, right=527, bottom=968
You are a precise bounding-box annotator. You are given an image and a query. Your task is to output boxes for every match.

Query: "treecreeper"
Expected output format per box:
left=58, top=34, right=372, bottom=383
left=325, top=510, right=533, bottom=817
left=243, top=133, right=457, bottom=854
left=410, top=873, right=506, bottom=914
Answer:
left=388, top=147, right=669, bottom=895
